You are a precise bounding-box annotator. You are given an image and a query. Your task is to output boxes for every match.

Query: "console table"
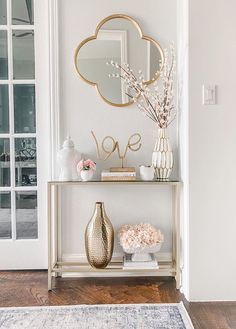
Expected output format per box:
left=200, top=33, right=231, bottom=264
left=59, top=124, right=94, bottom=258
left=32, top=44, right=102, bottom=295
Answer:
left=48, top=180, right=182, bottom=291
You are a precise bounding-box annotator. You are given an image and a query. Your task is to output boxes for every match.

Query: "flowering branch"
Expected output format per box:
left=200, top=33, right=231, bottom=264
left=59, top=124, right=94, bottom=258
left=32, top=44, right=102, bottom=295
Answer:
left=107, top=45, right=176, bottom=129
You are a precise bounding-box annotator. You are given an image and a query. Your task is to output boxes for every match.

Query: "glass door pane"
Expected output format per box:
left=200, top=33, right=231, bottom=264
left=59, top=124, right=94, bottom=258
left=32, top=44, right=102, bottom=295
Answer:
left=12, top=30, right=35, bottom=79
left=0, top=85, right=9, bottom=133
left=15, top=138, right=37, bottom=186
left=0, top=0, right=7, bottom=25
left=12, top=0, right=34, bottom=25
left=0, top=192, right=11, bottom=239
left=14, top=84, right=35, bottom=133
left=16, top=191, right=37, bottom=239
left=0, top=138, right=10, bottom=187
left=0, top=31, right=8, bottom=79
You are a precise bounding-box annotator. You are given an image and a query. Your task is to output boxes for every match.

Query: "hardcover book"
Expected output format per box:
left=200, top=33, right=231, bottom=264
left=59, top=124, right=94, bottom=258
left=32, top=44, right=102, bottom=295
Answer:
left=123, top=253, right=158, bottom=270
left=101, top=170, right=136, bottom=181
left=101, top=170, right=136, bottom=177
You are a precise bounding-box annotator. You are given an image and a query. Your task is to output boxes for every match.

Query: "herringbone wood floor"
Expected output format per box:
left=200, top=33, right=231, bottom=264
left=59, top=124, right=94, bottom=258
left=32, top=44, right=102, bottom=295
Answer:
left=0, top=271, right=236, bottom=329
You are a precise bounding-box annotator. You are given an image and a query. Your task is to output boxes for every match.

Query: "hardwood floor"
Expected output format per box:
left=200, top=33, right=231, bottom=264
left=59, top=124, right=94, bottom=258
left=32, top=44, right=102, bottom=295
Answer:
left=0, top=271, right=236, bottom=329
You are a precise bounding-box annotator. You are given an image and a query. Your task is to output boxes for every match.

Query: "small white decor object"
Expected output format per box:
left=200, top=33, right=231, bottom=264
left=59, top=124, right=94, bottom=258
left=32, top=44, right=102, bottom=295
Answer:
left=77, top=159, right=96, bottom=181
left=139, top=165, right=154, bottom=181
left=119, top=223, right=164, bottom=262
left=152, top=128, right=173, bottom=179
left=57, top=136, right=81, bottom=181
left=80, top=169, right=94, bottom=182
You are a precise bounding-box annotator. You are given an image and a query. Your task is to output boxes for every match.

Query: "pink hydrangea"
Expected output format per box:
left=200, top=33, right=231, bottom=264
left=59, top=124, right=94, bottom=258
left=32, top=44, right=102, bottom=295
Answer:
left=119, top=223, right=164, bottom=249
left=77, top=159, right=96, bottom=171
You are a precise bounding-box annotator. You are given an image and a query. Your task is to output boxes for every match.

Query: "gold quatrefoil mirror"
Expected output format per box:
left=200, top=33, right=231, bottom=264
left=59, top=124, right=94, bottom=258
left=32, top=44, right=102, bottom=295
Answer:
left=74, top=14, right=164, bottom=107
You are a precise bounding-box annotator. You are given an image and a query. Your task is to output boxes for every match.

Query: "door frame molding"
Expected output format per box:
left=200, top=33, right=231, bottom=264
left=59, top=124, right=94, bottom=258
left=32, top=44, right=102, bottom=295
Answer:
left=48, top=0, right=61, bottom=179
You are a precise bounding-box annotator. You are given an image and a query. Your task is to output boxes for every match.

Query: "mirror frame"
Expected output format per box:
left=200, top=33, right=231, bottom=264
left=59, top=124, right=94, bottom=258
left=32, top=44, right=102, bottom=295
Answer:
left=74, top=14, right=164, bottom=107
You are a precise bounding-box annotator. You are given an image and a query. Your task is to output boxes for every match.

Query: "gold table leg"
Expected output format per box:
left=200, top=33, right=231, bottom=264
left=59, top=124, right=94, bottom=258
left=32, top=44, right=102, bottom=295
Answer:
left=48, top=182, right=52, bottom=291
left=172, top=183, right=181, bottom=289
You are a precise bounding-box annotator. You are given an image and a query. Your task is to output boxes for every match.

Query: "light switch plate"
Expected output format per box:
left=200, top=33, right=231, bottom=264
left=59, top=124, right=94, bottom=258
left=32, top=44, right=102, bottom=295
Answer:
left=202, top=85, right=216, bottom=105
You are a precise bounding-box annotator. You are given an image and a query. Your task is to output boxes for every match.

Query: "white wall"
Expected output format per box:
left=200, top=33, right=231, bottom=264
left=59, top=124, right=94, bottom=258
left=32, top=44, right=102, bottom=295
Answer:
left=58, top=0, right=178, bottom=262
left=56, top=0, right=236, bottom=301
left=188, top=0, right=236, bottom=300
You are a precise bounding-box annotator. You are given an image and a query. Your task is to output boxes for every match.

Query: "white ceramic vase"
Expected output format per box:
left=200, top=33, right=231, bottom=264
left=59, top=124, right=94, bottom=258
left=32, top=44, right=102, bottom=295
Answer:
left=80, top=169, right=94, bottom=181
left=139, top=165, right=155, bottom=181
left=152, top=128, right=173, bottom=179
left=57, top=137, right=81, bottom=181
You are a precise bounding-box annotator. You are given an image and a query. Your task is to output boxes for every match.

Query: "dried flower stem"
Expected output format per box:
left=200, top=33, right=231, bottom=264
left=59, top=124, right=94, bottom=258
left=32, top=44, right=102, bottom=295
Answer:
left=107, top=45, right=176, bottom=129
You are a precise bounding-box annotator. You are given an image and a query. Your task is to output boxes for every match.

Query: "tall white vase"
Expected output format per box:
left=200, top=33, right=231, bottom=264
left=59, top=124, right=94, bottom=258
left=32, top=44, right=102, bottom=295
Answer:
left=152, top=128, right=173, bottom=179
left=57, top=137, right=81, bottom=181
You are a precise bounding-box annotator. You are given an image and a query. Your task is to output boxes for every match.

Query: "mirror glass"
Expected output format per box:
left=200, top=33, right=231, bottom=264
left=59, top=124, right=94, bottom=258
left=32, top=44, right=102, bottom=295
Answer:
left=75, top=16, right=163, bottom=107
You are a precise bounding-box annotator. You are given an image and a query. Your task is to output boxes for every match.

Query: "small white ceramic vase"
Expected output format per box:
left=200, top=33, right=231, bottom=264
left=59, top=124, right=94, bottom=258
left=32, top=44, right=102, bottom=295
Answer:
left=152, top=128, right=173, bottom=179
left=57, top=137, right=81, bottom=181
left=80, top=169, right=94, bottom=181
left=139, top=165, right=155, bottom=181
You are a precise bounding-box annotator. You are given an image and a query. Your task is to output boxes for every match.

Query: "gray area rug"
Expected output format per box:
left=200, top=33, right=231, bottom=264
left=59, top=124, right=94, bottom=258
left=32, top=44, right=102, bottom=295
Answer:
left=0, top=303, right=194, bottom=329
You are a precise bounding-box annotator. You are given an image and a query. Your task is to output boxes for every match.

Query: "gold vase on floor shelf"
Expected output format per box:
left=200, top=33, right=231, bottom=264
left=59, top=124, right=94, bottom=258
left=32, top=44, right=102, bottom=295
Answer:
left=85, top=202, right=114, bottom=269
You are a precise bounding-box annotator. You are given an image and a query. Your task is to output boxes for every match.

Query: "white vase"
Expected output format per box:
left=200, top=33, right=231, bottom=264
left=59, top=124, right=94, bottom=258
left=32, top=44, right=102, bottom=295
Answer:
left=57, top=137, right=81, bottom=181
left=80, top=169, right=94, bottom=181
left=139, top=165, right=154, bottom=181
left=152, top=128, right=173, bottom=179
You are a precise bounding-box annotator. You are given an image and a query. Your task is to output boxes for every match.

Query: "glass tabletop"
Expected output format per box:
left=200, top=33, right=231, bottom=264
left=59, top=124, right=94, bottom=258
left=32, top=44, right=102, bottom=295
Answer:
left=48, top=178, right=181, bottom=185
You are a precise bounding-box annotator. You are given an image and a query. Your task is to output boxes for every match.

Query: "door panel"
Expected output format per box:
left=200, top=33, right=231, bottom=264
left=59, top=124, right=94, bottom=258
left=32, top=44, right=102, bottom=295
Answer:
left=0, top=0, right=50, bottom=269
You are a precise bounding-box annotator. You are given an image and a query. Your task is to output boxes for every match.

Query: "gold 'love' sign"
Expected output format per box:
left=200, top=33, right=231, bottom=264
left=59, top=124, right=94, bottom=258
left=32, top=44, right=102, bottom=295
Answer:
left=91, top=131, right=142, bottom=169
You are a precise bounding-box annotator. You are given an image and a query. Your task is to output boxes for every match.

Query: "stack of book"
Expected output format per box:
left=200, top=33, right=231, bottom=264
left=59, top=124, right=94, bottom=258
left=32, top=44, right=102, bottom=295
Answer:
left=123, top=253, right=158, bottom=270
left=101, top=168, right=136, bottom=181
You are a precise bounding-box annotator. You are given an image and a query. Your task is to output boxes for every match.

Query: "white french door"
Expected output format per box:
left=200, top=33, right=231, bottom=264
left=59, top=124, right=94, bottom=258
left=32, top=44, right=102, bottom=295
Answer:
left=0, top=0, right=51, bottom=269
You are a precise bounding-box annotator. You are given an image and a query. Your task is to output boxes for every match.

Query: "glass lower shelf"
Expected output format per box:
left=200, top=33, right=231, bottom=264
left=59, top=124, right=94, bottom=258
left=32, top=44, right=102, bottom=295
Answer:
left=52, top=261, right=176, bottom=276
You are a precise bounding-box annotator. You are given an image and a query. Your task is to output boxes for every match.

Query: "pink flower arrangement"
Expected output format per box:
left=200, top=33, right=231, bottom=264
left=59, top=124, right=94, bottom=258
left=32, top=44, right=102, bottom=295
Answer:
left=119, top=223, right=164, bottom=250
left=77, top=159, right=96, bottom=171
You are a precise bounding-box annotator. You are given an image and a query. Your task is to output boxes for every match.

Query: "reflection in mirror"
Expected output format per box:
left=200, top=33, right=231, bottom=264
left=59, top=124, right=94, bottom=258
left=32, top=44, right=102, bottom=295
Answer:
left=75, top=15, right=163, bottom=107
left=79, top=35, right=127, bottom=104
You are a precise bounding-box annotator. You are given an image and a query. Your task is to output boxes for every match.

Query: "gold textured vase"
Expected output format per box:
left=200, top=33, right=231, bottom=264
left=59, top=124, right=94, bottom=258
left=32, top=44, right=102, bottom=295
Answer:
left=85, top=202, right=114, bottom=268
